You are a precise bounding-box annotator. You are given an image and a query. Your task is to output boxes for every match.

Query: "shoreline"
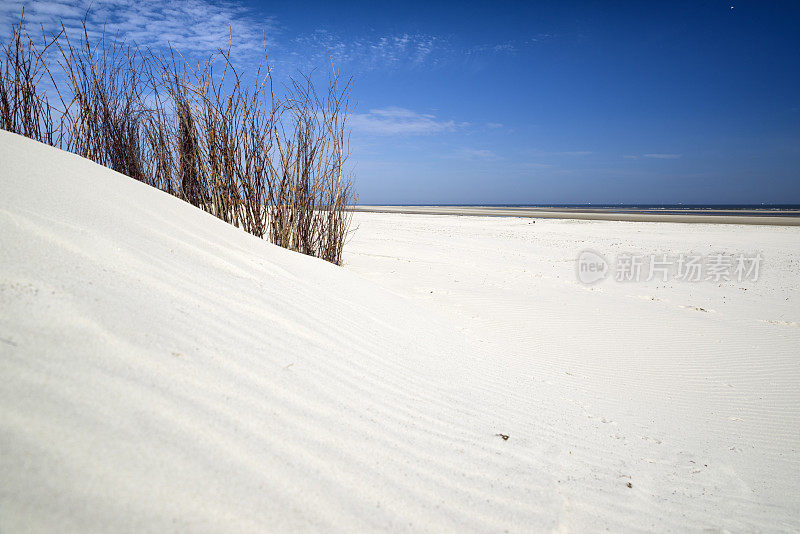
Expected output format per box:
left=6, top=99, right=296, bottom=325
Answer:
left=352, top=205, right=800, bottom=226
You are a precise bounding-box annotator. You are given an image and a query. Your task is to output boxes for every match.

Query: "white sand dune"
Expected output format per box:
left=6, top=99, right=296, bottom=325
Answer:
left=1, top=130, right=799, bottom=532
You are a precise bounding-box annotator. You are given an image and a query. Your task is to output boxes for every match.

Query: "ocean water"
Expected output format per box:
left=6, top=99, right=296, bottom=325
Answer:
left=394, top=204, right=800, bottom=216
left=408, top=204, right=800, bottom=210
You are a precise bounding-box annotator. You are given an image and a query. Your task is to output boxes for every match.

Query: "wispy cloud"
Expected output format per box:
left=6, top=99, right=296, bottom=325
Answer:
left=291, top=30, right=545, bottom=72
left=451, top=148, right=500, bottom=161
left=291, top=30, right=446, bottom=72
left=527, top=149, right=594, bottom=157
left=528, top=33, right=554, bottom=43
left=623, top=153, right=682, bottom=160
left=552, top=150, right=593, bottom=156
left=642, top=153, right=682, bottom=159
left=351, top=107, right=457, bottom=136
left=467, top=42, right=517, bottom=55
left=520, top=161, right=555, bottom=169
left=0, top=0, right=276, bottom=54
left=2, top=2, right=545, bottom=74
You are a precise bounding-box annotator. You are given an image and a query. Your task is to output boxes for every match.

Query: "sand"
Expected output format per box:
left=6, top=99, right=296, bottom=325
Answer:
left=2, top=130, right=799, bottom=532
left=343, top=212, right=800, bottom=531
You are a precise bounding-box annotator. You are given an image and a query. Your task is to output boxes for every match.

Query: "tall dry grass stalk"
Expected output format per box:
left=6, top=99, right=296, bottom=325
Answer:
left=0, top=9, right=61, bottom=145
left=0, top=10, right=356, bottom=265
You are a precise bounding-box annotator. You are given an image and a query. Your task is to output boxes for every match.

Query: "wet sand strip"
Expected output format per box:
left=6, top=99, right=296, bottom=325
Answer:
left=351, top=205, right=800, bottom=226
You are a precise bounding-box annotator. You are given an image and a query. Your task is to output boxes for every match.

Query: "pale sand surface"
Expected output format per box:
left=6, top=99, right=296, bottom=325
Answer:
left=1, top=130, right=799, bottom=532
left=353, top=205, right=800, bottom=226
left=342, top=214, right=800, bottom=530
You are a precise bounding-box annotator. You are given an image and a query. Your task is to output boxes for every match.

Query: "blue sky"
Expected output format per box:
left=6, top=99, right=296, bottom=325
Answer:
left=2, top=0, right=799, bottom=204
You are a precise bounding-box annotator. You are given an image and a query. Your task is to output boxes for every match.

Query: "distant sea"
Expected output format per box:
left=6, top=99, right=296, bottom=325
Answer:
left=404, top=204, right=800, bottom=210
left=394, top=204, right=800, bottom=216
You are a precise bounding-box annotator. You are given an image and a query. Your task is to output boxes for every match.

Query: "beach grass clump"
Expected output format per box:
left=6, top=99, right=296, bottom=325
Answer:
left=0, top=9, right=355, bottom=265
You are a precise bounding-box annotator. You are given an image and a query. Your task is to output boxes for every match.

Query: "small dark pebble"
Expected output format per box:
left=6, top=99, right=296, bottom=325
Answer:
left=626, top=482, right=633, bottom=488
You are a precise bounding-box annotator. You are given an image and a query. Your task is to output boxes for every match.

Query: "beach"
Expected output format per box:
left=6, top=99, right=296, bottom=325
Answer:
left=2, top=131, right=799, bottom=531
left=344, top=211, right=800, bottom=530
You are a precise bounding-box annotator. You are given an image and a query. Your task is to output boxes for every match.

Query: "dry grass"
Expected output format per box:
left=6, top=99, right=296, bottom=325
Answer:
left=0, top=9, right=355, bottom=265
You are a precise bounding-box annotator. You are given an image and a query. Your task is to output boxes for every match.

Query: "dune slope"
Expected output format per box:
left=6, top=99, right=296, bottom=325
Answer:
left=0, top=131, right=512, bottom=532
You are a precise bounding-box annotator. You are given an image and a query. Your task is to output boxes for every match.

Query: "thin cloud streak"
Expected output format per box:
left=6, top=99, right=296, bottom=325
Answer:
left=642, top=153, right=682, bottom=159
left=291, top=30, right=445, bottom=72
left=624, top=154, right=683, bottom=160
left=527, top=149, right=594, bottom=157
left=290, top=30, right=543, bottom=72
left=450, top=148, right=501, bottom=161
left=351, top=107, right=457, bottom=136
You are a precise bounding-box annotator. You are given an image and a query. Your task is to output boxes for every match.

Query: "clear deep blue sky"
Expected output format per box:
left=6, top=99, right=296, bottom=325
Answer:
left=257, top=0, right=800, bottom=205
left=3, top=0, right=799, bottom=204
